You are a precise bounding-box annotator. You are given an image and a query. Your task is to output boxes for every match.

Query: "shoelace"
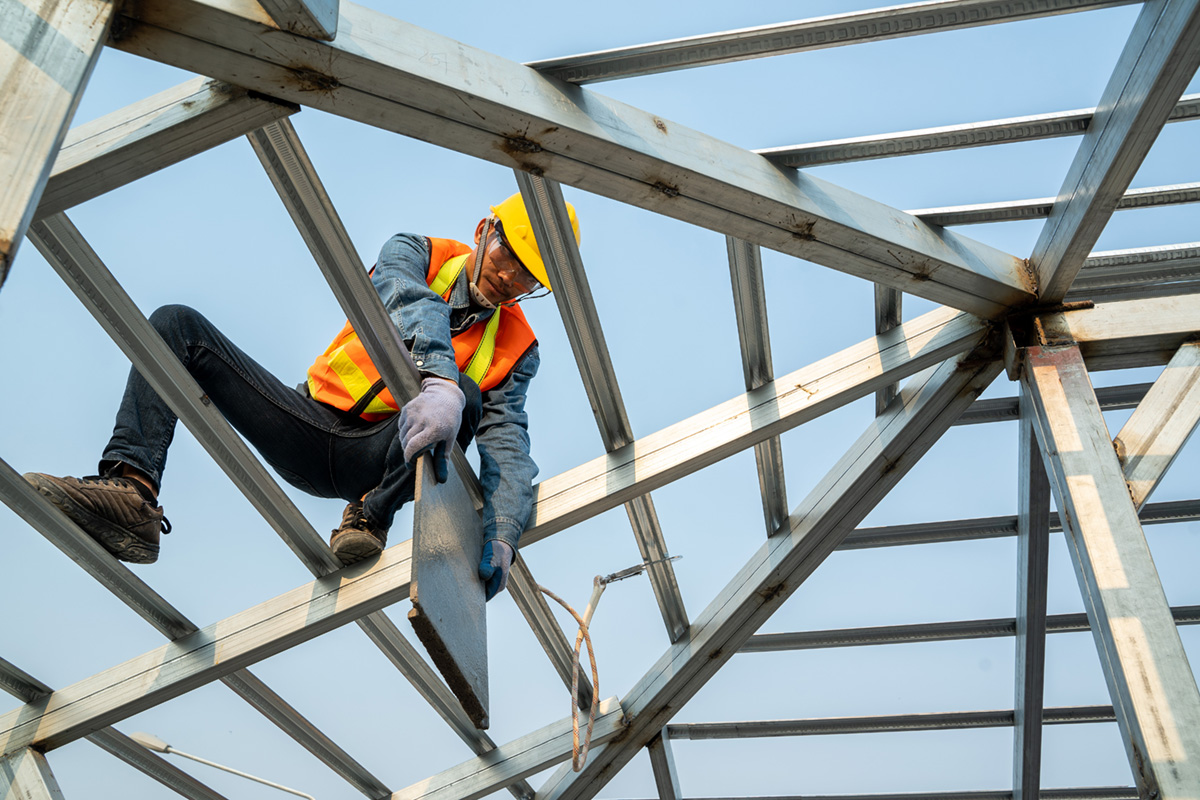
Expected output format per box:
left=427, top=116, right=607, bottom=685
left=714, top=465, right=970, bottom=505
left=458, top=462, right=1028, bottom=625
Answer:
left=88, top=475, right=172, bottom=534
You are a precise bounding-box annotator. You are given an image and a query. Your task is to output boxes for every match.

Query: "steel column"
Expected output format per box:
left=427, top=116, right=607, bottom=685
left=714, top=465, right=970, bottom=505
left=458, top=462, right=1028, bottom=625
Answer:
left=646, top=730, right=682, bottom=800
left=1024, top=344, right=1200, bottom=797
left=1014, top=388, right=1052, bottom=800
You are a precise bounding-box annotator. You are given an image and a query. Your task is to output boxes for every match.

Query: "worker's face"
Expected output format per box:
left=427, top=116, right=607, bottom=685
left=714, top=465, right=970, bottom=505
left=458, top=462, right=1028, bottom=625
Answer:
left=472, top=219, right=542, bottom=305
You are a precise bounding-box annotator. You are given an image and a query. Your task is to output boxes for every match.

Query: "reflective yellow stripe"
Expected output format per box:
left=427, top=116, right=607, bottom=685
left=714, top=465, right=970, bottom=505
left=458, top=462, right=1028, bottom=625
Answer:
left=430, top=254, right=470, bottom=297
left=464, top=311, right=501, bottom=386
left=328, top=344, right=375, bottom=398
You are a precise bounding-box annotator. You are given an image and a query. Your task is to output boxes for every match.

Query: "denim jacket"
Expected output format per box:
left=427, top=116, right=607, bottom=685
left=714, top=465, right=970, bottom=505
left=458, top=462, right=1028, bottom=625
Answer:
left=372, top=233, right=539, bottom=550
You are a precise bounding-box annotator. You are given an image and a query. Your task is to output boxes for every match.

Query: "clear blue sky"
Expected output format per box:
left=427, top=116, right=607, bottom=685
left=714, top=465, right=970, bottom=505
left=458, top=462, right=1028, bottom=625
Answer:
left=2, top=2, right=1198, bottom=798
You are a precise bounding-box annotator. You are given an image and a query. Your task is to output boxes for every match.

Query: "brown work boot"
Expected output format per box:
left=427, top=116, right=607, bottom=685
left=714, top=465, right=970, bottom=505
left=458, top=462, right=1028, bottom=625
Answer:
left=23, top=473, right=170, bottom=564
left=330, top=501, right=387, bottom=566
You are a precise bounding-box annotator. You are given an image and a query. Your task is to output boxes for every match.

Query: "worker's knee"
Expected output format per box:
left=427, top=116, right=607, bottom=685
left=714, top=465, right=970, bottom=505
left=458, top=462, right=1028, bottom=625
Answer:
left=148, top=304, right=209, bottom=340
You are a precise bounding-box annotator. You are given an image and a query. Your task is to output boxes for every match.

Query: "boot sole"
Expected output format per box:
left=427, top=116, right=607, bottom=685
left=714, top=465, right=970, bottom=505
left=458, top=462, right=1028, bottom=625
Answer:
left=331, top=530, right=384, bottom=566
left=25, top=474, right=160, bottom=564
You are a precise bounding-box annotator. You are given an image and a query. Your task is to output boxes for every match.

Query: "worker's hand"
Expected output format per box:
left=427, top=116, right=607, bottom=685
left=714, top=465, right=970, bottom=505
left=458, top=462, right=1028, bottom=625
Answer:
left=478, top=540, right=514, bottom=601
left=399, top=377, right=466, bottom=483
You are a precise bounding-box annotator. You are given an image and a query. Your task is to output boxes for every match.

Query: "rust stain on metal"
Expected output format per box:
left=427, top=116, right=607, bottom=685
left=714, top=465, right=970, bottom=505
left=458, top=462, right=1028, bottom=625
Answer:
left=651, top=181, right=680, bottom=198
left=793, top=382, right=816, bottom=398
left=653, top=117, right=668, bottom=134
left=503, top=135, right=543, bottom=155
left=289, top=66, right=340, bottom=93
left=757, top=583, right=786, bottom=602
left=1019, top=256, right=1040, bottom=295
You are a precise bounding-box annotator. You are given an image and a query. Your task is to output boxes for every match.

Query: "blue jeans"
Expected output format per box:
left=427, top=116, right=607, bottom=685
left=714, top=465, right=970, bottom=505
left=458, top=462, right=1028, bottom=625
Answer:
left=100, top=305, right=482, bottom=530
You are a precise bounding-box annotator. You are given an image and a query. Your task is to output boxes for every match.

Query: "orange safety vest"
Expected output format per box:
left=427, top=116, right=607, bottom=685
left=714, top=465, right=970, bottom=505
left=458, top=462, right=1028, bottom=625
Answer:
left=306, top=237, right=537, bottom=422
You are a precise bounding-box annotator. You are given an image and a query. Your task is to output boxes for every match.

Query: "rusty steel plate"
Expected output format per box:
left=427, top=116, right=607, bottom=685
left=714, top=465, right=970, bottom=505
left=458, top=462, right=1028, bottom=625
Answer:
left=408, top=455, right=489, bottom=729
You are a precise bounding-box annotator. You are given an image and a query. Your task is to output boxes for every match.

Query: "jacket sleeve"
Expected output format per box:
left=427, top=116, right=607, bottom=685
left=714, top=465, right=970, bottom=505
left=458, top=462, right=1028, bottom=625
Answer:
left=475, top=343, right=540, bottom=550
left=371, top=233, right=459, bottom=382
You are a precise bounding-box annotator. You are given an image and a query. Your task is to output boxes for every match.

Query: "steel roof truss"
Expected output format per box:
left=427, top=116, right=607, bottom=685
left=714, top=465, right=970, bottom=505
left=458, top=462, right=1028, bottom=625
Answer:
left=110, top=0, right=1034, bottom=319
left=0, top=461, right=391, bottom=799
left=537, top=352, right=1005, bottom=800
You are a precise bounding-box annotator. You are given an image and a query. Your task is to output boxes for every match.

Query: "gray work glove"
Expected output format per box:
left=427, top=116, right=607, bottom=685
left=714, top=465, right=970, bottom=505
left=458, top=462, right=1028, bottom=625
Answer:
left=478, top=540, right=514, bottom=601
left=399, top=377, right=466, bottom=483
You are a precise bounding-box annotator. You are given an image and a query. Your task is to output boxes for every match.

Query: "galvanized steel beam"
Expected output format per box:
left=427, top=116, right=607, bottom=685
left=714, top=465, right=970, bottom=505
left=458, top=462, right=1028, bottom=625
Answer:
left=759, top=93, right=1200, bottom=168
left=537, top=351, right=1005, bottom=800
left=1014, top=388, right=1052, bottom=800
left=112, top=0, right=1034, bottom=319
left=528, top=0, right=1137, bottom=84
left=1034, top=295, right=1200, bottom=370
left=27, top=212, right=533, bottom=798
left=1113, top=342, right=1200, bottom=508
left=524, top=306, right=990, bottom=545
left=0, top=460, right=391, bottom=799
left=0, top=0, right=113, bottom=286
left=841, top=497, right=1200, bottom=550
left=726, top=236, right=789, bottom=535
left=911, top=182, right=1200, bottom=227
left=633, top=790, right=1137, bottom=800
left=646, top=730, right=682, bottom=800
left=1024, top=344, right=1200, bottom=797
left=740, top=605, right=1200, bottom=651
left=1068, top=242, right=1200, bottom=301
left=0, top=657, right=231, bottom=800
left=874, top=284, right=903, bottom=414
left=0, top=747, right=65, bottom=800
left=388, top=697, right=625, bottom=800
left=516, top=172, right=688, bottom=642
left=666, top=705, right=1116, bottom=739
left=257, top=0, right=338, bottom=40
left=38, top=78, right=297, bottom=219
left=956, top=381, right=1151, bottom=425
left=0, top=540, right=414, bottom=754
left=1030, top=0, right=1200, bottom=301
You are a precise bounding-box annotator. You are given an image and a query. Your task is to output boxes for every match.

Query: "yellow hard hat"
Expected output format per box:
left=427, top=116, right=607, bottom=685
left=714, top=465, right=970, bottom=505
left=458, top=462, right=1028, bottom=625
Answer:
left=490, top=192, right=581, bottom=292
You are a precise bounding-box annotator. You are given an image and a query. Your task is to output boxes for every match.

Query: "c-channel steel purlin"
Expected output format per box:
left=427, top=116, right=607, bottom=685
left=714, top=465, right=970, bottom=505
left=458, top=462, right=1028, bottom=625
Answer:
left=725, top=236, right=788, bottom=535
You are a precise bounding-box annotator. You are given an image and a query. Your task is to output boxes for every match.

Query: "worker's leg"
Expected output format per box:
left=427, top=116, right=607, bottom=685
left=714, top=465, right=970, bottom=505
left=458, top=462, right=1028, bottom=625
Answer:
left=100, top=304, right=345, bottom=496
left=356, top=372, right=482, bottom=530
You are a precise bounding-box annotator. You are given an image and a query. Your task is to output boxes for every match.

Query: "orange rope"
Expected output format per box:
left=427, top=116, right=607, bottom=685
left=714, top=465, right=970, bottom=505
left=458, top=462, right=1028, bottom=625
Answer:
left=538, top=582, right=601, bottom=771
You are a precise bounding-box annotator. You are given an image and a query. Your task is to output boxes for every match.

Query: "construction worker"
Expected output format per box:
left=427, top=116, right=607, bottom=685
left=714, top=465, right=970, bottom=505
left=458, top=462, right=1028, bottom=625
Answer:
left=24, top=193, right=579, bottom=601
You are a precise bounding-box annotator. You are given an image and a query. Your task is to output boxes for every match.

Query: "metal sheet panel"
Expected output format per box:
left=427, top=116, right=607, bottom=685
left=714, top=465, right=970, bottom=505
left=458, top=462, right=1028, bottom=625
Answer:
left=409, top=457, right=489, bottom=730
